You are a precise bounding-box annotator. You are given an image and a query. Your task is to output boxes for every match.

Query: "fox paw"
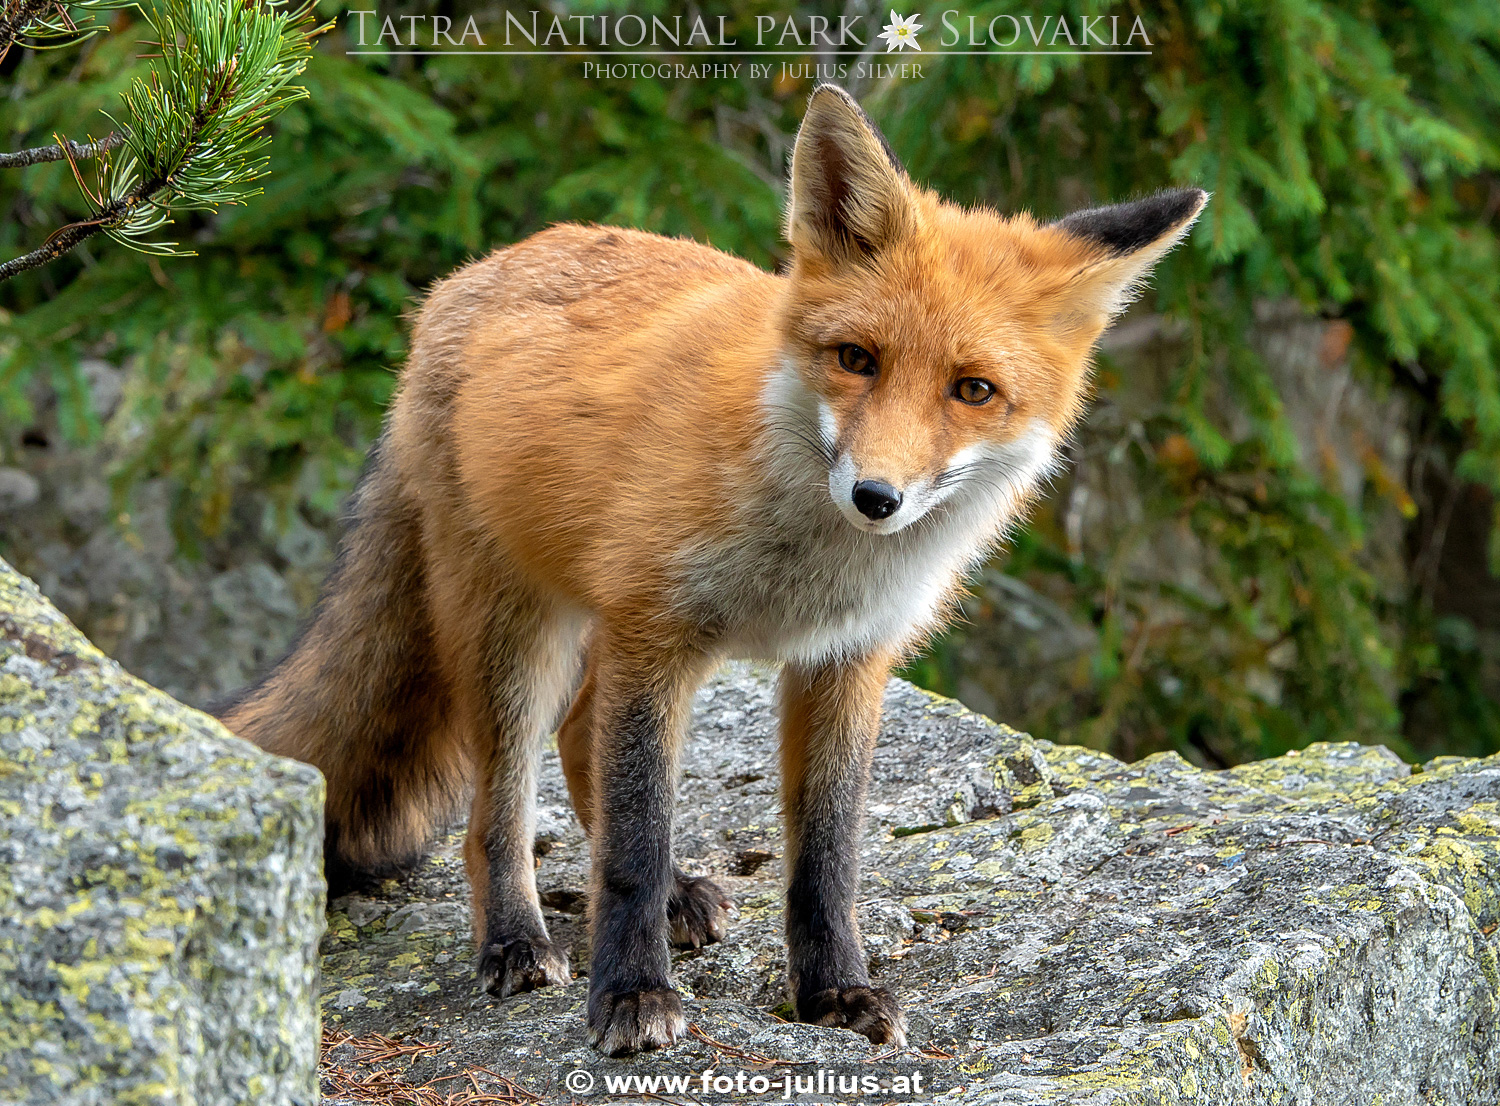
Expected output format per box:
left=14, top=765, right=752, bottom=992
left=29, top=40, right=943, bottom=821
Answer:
left=800, top=985, right=907, bottom=1047
left=668, top=872, right=732, bottom=948
left=478, top=936, right=571, bottom=999
left=587, top=988, right=685, bottom=1056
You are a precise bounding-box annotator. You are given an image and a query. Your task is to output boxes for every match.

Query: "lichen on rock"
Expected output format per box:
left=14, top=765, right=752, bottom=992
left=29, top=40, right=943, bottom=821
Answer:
left=4, top=541, right=1495, bottom=1104
left=0, top=557, right=325, bottom=1106
left=321, top=664, right=1500, bottom=1105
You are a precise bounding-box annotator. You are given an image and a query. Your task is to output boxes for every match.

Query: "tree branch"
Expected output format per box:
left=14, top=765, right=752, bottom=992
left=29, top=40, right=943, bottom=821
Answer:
left=0, top=175, right=164, bottom=283
left=1, top=0, right=320, bottom=283
left=0, top=132, right=124, bottom=170
left=0, top=0, right=56, bottom=56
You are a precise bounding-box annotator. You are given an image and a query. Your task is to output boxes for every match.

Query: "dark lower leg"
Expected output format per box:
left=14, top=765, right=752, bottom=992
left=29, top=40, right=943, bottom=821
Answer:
left=466, top=763, right=570, bottom=998
left=560, top=652, right=730, bottom=951
left=779, top=657, right=906, bottom=1047
left=586, top=644, right=713, bottom=1055
left=587, top=691, right=679, bottom=1053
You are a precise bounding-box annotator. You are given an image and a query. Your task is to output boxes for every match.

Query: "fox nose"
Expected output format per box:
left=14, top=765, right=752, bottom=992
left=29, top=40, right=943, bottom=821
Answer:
left=852, top=480, right=902, bottom=520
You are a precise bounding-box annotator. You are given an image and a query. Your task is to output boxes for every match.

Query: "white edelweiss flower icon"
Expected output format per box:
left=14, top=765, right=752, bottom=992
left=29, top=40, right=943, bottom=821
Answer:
left=878, top=10, right=922, bottom=52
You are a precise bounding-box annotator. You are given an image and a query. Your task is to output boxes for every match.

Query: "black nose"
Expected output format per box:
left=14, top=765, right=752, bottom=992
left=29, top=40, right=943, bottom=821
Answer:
left=852, top=480, right=902, bottom=520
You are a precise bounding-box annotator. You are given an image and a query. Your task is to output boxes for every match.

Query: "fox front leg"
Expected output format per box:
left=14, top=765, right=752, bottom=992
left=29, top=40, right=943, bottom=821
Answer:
left=778, top=655, right=908, bottom=1047
left=558, top=655, right=733, bottom=950
left=584, top=636, right=713, bottom=1055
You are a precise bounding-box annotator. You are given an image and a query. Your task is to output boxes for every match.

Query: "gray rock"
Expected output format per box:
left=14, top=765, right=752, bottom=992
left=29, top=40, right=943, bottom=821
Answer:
left=320, top=663, right=1500, bottom=1104
left=0, top=557, right=325, bottom=1105
left=0, top=467, right=40, bottom=512
left=0, top=432, right=334, bottom=711
left=77, top=359, right=125, bottom=422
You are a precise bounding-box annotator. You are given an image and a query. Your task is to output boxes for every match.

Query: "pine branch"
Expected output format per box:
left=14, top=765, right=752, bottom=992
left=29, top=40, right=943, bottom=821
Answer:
left=0, top=0, right=323, bottom=283
left=0, top=177, right=163, bottom=281
left=0, top=0, right=54, bottom=56
left=0, top=133, right=124, bottom=170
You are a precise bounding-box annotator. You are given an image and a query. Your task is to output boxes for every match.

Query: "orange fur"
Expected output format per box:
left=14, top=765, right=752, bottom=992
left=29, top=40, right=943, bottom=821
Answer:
left=220, top=84, right=1205, bottom=1054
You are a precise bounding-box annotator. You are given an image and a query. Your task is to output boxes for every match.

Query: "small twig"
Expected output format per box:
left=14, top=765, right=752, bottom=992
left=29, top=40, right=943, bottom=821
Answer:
left=1164, top=823, right=1196, bottom=836
left=0, top=160, right=169, bottom=284
left=1267, top=837, right=1369, bottom=849
left=343, top=1031, right=449, bottom=1064
left=0, top=133, right=124, bottom=173
left=468, top=1067, right=542, bottom=1104
left=1, top=208, right=121, bottom=281
left=686, top=1023, right=812, bottom=1068
left=0, top=0, right=53, bottom=56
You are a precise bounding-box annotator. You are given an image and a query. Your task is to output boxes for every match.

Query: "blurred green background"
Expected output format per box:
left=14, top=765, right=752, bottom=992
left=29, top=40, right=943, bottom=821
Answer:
left=3, top=0, right=1499, bottom=767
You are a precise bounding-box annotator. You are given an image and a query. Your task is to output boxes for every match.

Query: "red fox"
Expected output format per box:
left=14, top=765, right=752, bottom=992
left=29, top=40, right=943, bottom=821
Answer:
left=220, top=84, right=1205, bottom=1055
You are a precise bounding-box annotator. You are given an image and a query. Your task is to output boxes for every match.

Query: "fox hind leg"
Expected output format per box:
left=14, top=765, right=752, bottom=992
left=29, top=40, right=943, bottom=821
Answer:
left=435, top=563, right=584, bottom=1000
left=558, top=651, right=731, bottom=950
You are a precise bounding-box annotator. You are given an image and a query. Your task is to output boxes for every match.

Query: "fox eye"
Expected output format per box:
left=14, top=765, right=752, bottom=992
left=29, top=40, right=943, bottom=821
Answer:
left=838, top=344, right=876, bottom=375
left=954, top=377, right=996, bottom=405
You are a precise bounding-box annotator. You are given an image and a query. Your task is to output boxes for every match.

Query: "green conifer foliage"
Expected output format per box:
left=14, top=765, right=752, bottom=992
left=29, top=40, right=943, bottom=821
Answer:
left=1, top=0, right=323, bottom=279
left=1, top=1, right=1497, bottom=763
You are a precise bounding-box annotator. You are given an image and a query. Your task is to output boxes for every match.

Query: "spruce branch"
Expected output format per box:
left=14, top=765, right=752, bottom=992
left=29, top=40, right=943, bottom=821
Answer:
left=0, top=0, right=325, bottom=283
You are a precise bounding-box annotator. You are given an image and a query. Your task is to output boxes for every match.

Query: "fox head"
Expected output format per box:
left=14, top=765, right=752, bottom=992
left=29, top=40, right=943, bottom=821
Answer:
left=771, top=84, right=1206, bottom=536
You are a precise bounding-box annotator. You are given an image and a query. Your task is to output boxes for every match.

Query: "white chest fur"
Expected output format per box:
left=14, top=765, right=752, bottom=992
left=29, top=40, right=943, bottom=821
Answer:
left=674, top=497, right=976, bottom=664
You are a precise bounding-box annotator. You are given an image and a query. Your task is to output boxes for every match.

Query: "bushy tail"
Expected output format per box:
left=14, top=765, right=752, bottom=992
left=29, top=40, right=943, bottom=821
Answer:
left=217, top=438, right=467, bottom=891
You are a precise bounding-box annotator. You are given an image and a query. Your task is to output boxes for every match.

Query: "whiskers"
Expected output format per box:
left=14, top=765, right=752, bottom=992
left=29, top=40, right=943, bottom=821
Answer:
left=912, top=441, right=1063, bottom=539
left=762, top=401, right=837, bottom=470
left=933, top=462, right=984, bottom=491
left=934, top=447, right=1061, bottom=497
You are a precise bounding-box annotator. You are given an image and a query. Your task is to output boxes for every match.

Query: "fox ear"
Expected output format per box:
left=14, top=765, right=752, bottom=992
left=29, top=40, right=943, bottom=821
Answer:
left=786, top=84, right=915, bottom=267
left=1050, top=188, right=1209, bottom=334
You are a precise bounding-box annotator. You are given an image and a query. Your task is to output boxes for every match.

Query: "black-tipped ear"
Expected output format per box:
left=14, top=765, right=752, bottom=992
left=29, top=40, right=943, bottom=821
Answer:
left=1055, top=189, right=1208, bottom=257
left=786, top=84, right=915, bottom=266
left=1049, top=188, right=1208, bottom=330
